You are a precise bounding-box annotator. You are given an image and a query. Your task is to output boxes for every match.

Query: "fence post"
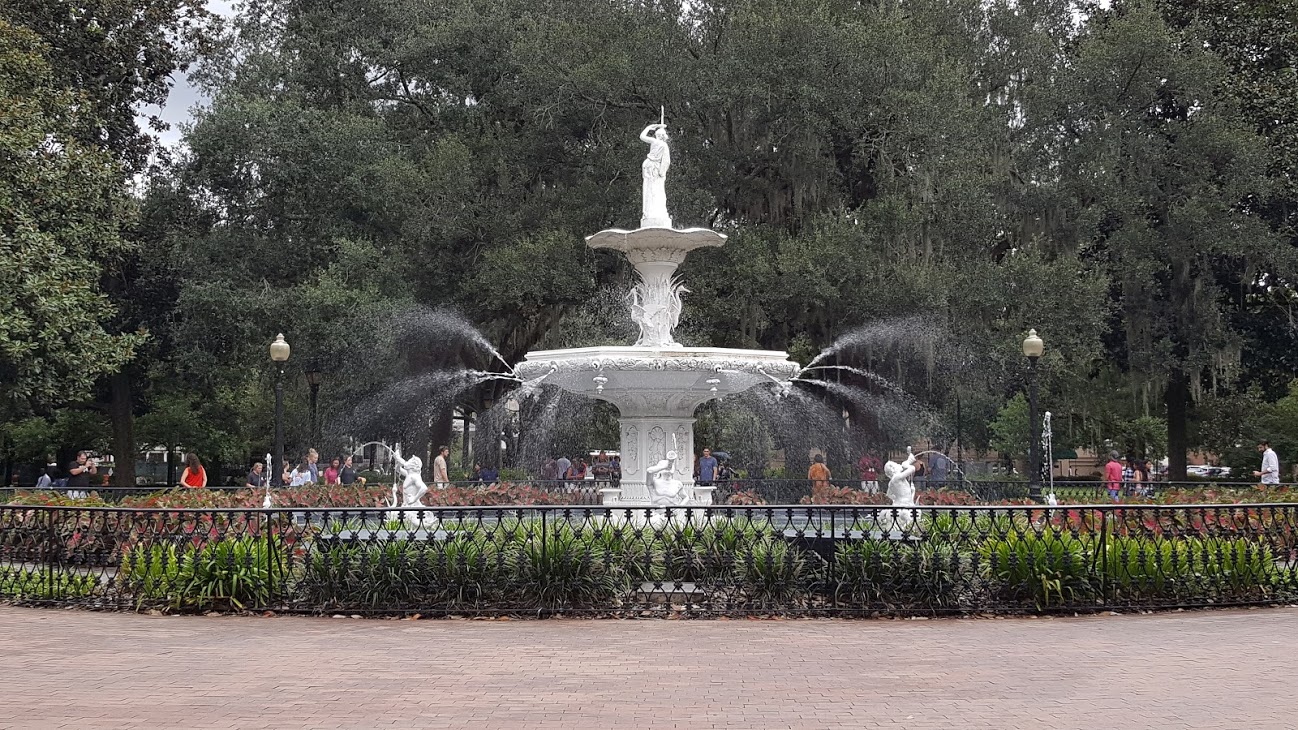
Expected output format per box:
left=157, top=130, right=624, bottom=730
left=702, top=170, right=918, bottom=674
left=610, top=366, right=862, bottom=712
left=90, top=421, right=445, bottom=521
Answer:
left=539, top=509, right=548, bottom=614
left=45, top=508, right=57, bottom=601
left=1098, top=506, right=1109, bottom=606
left=827, top=507, right=836, bottom=610
left=263, top=508, right=273, bottom=611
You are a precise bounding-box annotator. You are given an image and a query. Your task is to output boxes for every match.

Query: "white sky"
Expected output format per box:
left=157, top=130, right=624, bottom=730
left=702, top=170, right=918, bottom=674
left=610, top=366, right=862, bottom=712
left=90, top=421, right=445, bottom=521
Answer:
left=140, top=0, right=237, bottom=148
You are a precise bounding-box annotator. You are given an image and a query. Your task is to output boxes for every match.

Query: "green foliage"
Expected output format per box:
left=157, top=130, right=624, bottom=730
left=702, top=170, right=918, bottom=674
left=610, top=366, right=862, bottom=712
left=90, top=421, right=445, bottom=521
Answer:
left=0, top=20, right=143, bottom=410
left=988, top=393, right=1029, bottom=463
left=121, top=536, right=277, bottom=610
left=735, top=537, right=818, bottom=607
left=1101, top=535, right=1277, bottom=600
left=980, top=531, right=1096, bottom=608
left=834, top=539, right=961, bottom=609
left=509, top=522, right=628, bottom=608
left=0, top=566, right=97, bottom=599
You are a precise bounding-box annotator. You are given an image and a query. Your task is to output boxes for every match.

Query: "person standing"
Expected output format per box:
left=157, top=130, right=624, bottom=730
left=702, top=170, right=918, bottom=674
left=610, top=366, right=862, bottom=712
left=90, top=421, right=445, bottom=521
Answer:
left=697, top=448, right=718, bottom=486
left=433, top=445, right=450, bottom=488
left=339, top=455, right=361, bottom=486
left=306, top=448, right=320, bottom=484
left=808, top=453, right=832, bottom=501
left=1254, top=440, right=1280, bottom=485
left=610, top=455, right=622, bottom=485
left=323, top=456, right=341, bottom=485
left=1104, top=451, right=1123, bottom=502
left=246, top=462, right=265, bottom=488
left=180, top=453, right=207, bottom=489
left=288, top=461, right=311, bottom=486
left=66, top=451, right=97, bottom=497
left=556, top=455, right=572, bottom=482
left=541, top=457, right=560, bottom=482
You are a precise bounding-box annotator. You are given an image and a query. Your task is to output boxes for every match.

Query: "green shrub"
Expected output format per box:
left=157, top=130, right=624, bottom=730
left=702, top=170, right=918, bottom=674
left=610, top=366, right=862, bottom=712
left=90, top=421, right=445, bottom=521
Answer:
left=509, top=522, right=627, bottom=608
left=0, top=566, right=97, bottom=599
left=980, top=530, right=1096, bottom=608
left=736, top=538, right=819, bottom=607
left=120, top=536, right=278, bottom=610
left=1101, top=535, right=1279, bottom=602
left=834, top=539, right=962, bottom=609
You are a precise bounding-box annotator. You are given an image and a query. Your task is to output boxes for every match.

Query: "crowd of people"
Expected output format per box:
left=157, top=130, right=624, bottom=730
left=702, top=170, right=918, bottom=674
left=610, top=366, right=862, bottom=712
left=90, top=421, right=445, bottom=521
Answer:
left=239, top=448, right=367, bottom=489
left=540, top=450, right=623, bottom=483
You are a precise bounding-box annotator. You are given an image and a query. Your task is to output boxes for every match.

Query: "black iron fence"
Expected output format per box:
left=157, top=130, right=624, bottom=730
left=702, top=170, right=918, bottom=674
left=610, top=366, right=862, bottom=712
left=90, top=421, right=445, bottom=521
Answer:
left=5, top=478, right=1291, bottom=509
left=2, top=503, right=1295, bottom=616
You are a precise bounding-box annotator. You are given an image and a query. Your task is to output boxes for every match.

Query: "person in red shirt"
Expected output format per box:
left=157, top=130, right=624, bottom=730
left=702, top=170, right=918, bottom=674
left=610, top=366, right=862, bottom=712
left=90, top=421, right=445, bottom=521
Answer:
left=1104, top=451, right=1122, bottom=503
left=181, top=453, right=207, bottom=488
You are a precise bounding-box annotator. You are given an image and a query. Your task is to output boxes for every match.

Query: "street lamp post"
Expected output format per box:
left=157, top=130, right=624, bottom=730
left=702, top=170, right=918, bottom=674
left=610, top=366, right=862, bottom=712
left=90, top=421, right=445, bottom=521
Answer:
left=270, top=334, right=291, bottom=486
left=1022, top=329, right=1045, bottom=502
left=304, top=369, right=321, bottom=445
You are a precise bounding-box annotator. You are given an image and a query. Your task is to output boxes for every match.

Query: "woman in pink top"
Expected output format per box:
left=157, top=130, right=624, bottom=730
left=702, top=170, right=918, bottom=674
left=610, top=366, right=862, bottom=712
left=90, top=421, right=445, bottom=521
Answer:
left=323, top=457, right=341, bottom=485
left=1104, top=451, right=1123, bottom=502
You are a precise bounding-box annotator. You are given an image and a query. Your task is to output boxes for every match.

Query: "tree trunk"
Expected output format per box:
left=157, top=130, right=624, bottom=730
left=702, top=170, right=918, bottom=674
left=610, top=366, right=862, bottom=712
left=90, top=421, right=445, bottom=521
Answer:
left=1165, top=369, right=1190, bottom=481
left=109, top=370, right=136, bottom=486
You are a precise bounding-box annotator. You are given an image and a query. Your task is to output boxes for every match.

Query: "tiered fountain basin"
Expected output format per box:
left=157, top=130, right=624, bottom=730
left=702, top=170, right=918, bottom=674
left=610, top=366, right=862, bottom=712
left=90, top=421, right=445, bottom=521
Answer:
left=516, top=345, right=800, bottom=504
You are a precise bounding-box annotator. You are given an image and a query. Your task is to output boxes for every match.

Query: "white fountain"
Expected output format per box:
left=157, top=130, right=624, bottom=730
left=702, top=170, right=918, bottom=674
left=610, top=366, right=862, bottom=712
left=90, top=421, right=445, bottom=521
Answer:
left=516, top=121, right=801, bottom=506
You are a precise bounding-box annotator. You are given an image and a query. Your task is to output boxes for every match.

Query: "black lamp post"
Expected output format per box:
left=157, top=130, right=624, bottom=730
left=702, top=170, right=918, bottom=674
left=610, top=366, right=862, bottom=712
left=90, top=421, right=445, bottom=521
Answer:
left=1023, top=329, right=1044, bottom=501
left=304, top=369, right=321, bottom=445
left=270, top=334, right=291, bottom=486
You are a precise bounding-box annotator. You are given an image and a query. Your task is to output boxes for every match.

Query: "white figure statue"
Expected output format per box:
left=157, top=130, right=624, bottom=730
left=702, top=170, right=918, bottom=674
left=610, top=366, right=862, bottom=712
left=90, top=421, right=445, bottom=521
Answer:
left=388, top=447, right=429, bottom=508
left=639, top=122, right=672, bottom=228
left=882, top=448, right=920, bottom=529
left=646, top=445, right=693, bottom=506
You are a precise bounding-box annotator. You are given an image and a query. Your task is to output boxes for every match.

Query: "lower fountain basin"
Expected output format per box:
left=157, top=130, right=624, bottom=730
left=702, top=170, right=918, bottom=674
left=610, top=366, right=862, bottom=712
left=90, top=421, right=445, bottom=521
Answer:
left=516, top=346, right=800, bottom=506
left=516, top=345, right=800, bottom=418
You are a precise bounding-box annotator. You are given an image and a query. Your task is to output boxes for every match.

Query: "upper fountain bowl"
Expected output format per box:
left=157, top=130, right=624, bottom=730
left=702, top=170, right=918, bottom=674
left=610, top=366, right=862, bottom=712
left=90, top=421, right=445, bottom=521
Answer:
left=516, top=345, right=800, bottom=418
left=586, top=227, right=726, bottom=264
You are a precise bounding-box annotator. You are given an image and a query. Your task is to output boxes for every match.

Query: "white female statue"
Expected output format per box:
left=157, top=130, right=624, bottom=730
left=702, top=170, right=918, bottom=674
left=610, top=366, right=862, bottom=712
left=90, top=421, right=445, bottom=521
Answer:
left=882, top=448, right=920, bottom=530
left=639, top=122, right=672, bottom=228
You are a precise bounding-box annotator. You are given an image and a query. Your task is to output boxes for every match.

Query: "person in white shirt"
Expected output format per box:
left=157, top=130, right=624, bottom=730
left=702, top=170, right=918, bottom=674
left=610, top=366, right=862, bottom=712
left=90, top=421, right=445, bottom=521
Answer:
left=432, top=445, right=450, bottom=488
left=1254, top=440, right=1280, bottom=485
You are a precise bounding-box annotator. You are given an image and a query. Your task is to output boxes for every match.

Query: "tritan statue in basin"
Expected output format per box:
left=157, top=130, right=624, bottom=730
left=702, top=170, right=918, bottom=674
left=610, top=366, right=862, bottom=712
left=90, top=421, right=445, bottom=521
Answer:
left=646, top=436, right=692, bottom=506
left=388, top=448, right=429, bottom=509
left=883, top=448, right=920, bottom=528
left=640, top=122, right=671, bottom=227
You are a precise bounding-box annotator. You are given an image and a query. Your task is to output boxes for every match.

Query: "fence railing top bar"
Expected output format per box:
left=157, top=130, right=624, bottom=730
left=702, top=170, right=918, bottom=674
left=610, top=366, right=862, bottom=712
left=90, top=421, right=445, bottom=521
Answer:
left=2, top=502, right=1296, bottom=515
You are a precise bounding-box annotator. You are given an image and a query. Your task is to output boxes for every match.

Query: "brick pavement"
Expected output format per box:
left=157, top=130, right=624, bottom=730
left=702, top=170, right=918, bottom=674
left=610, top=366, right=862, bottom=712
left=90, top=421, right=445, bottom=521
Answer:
left=1, top=606, right=1295, bottom=729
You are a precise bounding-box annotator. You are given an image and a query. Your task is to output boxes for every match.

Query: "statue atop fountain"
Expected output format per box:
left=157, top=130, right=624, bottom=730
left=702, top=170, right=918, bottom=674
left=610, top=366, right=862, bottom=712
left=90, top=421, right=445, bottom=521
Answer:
left=639, top=123, right=672, bottom=228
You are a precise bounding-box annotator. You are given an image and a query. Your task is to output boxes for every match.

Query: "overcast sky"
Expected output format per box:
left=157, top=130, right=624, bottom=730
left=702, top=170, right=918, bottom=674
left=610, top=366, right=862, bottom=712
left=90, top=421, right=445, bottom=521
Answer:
left=141, top=0, right=237, bottom=148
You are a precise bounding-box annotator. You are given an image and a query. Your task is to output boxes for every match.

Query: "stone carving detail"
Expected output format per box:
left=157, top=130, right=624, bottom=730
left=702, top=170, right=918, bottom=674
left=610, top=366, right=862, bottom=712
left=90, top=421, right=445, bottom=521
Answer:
left=628, top=271, right=686, bottom=348
left=519, top=357, right=800, bottom=377
left=648, top=426, right=666, bottom=466
left=624, top=425, right=639, bottom=474
left=673, top=424, right=691, bottom=478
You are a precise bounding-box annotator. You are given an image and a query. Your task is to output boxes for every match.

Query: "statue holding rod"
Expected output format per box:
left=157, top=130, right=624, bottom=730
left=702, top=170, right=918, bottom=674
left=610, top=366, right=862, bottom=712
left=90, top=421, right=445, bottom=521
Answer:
left=639, top=120, right=671, bottom=228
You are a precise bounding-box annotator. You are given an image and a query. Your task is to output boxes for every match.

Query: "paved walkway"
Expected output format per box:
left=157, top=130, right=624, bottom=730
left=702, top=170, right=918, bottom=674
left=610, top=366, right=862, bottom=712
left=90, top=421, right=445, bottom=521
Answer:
left=1, top=606, right=1295, bottom=729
